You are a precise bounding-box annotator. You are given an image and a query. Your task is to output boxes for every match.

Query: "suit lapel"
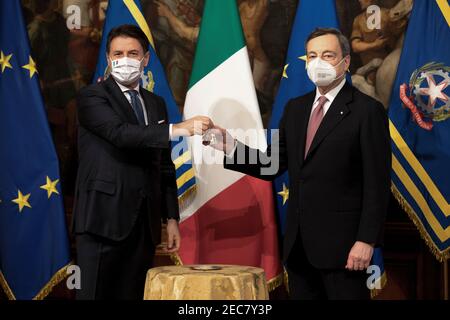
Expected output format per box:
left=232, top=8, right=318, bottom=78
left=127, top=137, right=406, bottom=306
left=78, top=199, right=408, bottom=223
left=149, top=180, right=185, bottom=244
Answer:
left=296, top=91, right=315, bottom=165
left=104, top=77, right=139, bottom=124
left=303, top=83, right=353, bottom=162
left=140, top=87, right=159, bottom=125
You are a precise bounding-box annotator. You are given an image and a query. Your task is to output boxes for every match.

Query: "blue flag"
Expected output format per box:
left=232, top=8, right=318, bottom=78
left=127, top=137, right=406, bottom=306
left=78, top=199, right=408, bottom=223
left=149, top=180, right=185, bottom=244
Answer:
left=93, top=0, right=196, bottom=205
left=269, top=0, right=386, bottom=296
left=388, top=0, right=450, bottom=260
left=0, top=1, right=71, bottom=300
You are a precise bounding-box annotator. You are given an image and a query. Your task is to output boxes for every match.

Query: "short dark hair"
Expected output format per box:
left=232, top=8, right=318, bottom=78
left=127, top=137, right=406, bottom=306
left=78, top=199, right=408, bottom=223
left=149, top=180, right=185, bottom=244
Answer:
left=106, top=24, right=149, bottom=53
left=305, top=28, right=351, bottom=57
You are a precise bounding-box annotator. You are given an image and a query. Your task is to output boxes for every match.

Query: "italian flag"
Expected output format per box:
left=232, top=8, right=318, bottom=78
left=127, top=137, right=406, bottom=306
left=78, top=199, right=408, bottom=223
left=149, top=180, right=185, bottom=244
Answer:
left=179, top=0, right=282, bottom=288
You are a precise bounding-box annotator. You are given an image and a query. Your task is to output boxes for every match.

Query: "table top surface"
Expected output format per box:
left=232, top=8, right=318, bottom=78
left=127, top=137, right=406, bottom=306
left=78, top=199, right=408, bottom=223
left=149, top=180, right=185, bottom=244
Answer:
left=147, top=264, right=266, bottom=276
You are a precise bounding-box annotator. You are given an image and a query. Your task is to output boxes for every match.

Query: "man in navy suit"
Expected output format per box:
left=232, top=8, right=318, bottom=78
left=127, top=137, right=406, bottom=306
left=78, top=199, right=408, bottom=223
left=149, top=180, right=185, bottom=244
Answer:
left=74, top=24, right=213, bottom=300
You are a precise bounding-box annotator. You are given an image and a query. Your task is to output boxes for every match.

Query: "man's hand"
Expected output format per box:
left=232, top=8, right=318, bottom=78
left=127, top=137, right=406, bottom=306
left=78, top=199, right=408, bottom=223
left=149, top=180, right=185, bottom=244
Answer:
left=203, top=125, right=235, bottom=155
left=345, top=241, right=374, bottom=271
left=165, top=219, right=180, bottom=253
left=172, top=116, right=214, bottom=137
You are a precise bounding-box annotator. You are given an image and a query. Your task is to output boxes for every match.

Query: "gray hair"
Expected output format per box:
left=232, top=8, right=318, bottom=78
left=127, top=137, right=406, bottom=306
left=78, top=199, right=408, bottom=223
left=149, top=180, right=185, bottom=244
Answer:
left=305, top=27, right=351, bottom=57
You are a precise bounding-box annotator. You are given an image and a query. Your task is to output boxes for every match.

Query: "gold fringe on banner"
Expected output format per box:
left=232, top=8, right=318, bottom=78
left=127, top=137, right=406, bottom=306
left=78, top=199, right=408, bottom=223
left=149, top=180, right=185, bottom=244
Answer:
left=370, top=271, right=388, bottom=299
left=0, top=271, right=16, bottom=299
left=177, top=184, right=197, bottom=211
left=283, top=268, right=289, bottom=295
left=0, top=261, right=73, bottom=300
left=267, top=273, right=284, bottom=292
left=391, top=184, right=450, bottom=262
left=170, top=252, right=183, bottom=266
left=33, top=262, right=73, bottom=300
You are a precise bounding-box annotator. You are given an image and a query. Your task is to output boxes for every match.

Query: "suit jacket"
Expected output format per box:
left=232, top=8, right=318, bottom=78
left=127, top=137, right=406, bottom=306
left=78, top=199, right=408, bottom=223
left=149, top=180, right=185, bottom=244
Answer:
left=224, top=82, right=391, bottom=269
left=73, top=77, right=179, bottom=245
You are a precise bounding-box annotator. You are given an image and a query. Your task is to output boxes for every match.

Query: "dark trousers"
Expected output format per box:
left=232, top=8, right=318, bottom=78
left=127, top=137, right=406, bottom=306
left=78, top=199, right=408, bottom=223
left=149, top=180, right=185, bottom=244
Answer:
left=286, top=235, right=370, bottom=300
left=75, top=209, right=155, bottom=300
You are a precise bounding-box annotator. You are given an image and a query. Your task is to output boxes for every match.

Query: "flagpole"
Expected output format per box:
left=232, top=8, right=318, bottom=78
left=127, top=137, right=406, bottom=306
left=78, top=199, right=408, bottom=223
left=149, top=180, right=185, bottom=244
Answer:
left=444, top=259, right=449, bottom=300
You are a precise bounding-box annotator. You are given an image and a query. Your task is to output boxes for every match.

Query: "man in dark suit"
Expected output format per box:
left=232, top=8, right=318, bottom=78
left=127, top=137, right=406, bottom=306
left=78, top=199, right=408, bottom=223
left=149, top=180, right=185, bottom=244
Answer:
left=73, top=24, right=212, bottom=300
left=206, top=28, right=391, bottom=299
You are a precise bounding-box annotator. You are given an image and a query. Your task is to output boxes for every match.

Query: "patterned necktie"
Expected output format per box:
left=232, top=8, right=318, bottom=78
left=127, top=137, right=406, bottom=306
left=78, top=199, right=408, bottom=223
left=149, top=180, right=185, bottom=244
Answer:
left=127, top=90, right=146, bottom=125
left=304, top=95, right=328, bottom=158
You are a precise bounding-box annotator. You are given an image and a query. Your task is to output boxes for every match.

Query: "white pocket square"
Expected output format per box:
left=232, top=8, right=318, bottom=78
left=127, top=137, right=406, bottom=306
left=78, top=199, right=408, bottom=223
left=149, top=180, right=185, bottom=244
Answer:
left=158, top=119, right=165, bottom=124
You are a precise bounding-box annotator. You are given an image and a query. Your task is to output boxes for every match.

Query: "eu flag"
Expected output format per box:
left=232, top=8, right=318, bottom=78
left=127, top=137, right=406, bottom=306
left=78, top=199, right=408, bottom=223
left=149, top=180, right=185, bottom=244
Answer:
left=388, top=0, right=450, bottom=259
left=93, top=0, right=196, bottom=206
left=269, top=0, right=386, bottom=296
left=0, top=1, right=71, bottom=299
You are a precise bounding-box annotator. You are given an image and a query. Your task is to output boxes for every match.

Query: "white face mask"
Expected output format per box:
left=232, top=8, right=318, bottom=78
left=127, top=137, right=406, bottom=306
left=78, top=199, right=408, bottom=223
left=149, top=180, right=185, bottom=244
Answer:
left=306, top=57, right=346, bottom=87
left=109, top=56, right=144, bottom=86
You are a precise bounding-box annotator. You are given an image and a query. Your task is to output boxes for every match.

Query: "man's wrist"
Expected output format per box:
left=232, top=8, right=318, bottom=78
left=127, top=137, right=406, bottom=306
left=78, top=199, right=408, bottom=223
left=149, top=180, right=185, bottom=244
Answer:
left=225, top=138, right=237, bottom=156
left=356, top=240, right=375, bottom=247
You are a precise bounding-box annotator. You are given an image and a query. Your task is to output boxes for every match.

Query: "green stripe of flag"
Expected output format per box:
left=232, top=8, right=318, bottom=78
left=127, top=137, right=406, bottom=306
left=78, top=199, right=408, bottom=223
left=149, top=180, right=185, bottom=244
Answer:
left=188, top=0, right=245, bottom=89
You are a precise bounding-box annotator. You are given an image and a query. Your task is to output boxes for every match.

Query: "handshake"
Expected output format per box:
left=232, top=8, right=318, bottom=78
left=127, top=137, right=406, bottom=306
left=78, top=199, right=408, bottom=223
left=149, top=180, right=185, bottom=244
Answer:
left=173, top=116, right=235, bottom=154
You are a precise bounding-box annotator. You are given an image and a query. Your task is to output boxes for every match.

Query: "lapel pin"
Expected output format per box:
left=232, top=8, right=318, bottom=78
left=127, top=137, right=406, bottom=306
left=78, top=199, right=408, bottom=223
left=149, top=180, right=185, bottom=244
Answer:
left=340, top=111, right=344, bottom=115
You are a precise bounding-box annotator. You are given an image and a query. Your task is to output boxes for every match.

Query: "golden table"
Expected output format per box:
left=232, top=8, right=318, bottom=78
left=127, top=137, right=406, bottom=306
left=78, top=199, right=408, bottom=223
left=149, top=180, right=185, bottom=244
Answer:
left=143, top=265, right=269, bottom=300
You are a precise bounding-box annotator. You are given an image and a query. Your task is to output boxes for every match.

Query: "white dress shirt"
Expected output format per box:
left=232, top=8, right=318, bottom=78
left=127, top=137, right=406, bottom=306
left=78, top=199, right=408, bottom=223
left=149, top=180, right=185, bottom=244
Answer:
left=115, top=80, right=174, bottom=138
left=309, top=77, right=346, bottom=120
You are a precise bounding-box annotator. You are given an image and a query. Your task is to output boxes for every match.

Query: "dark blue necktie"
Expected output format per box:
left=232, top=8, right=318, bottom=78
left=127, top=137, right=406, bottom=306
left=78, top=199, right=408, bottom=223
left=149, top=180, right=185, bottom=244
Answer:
left=127, top=90, right=146, bottom=125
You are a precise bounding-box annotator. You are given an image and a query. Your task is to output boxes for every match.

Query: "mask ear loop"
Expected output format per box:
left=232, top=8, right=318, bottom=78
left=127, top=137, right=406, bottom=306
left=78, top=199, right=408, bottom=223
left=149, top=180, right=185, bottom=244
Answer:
left=334, top=56, right=349, bottom=81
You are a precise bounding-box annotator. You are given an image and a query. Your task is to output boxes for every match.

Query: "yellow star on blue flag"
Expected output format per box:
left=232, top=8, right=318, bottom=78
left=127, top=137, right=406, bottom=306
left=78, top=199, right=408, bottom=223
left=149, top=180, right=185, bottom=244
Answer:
left=12, top=190, right=31, bottom=213
left=40, top=176, right=60, bottom=198
left=0, top=1, right=70, bottom=300
left=22, top=56, right=38, bottom=78
left=0, top=50, right=13, bottom=73
left=277, top=183, right=289, bottom=205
